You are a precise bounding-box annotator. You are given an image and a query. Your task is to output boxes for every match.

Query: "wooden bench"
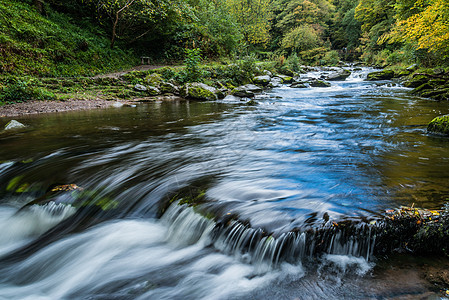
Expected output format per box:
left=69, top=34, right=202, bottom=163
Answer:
left=140, top=56, right=151, bottom=65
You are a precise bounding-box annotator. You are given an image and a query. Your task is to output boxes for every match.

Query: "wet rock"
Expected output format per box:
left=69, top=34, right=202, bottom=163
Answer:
left=134, top=84, right=147, bottom=92
left=223, top=95, right=240, bottom=101
left=290, top=82, right=308, bottom=88
left=420, top=89, right=449, bottom=99
left=310, top=80, right=331, bottom=87
left=366, top=70, right=395, bottom=81
left=4, top=120, right=26, bottom=130
left=112, top=102, right=123, bottom=108
left=246, top=99, right=257, bottom=106
left=277, top=75, right=294, bottom=84
left=412, top=83, right=433, bottom=95
left=253, top=75, right=271, bottom=86
left=404, top=74, right=430, bottom=88
left=268, top=77, right=283, bottom=88
left=182, top=83, right=218, bottom=101
left=232, top=84, right=263, bottom=97
left=326, top=69, right=351, bottom=81
left=427, top=115, right=449, bottom=135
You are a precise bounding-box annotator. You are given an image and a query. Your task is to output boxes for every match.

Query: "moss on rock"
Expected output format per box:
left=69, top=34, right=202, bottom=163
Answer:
left=366, top=70, right=395, bottom=81
left=427, top=115, right=449, bottom=135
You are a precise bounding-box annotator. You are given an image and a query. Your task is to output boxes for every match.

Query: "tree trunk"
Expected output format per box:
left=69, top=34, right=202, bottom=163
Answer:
left=110, top=11, right=120, bottom=49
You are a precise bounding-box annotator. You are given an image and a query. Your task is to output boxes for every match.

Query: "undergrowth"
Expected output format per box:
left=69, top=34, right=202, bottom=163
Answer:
left=0, top=0, right=137, bottom=77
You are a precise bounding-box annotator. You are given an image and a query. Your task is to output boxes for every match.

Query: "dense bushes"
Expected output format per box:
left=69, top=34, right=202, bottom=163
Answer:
left=0, top=0, right=137, bottom=77
left=0, top=77, right=55, bottom=103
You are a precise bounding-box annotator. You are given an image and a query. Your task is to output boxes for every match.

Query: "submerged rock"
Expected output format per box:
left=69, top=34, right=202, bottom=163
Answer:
left=4, top=120, right=26, bottom=130
left=183, top=83, right=218, bottom=101
left=427, top=115, right=449, bottom=135
left=366, top=70, right=395, bottom=81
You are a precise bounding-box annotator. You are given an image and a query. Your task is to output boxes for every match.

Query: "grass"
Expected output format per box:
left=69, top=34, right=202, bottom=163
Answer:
left=0, top=0, right=138, bottom=77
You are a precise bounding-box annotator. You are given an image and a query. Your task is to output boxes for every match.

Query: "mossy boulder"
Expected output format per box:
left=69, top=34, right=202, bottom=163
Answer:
left=182, top=83, right=218, bottom=101
left=159, top=82, right=179, bottom=94
left=147, top=86, right=161, bottom=96
left=427, top=115, right=449, bottom=135
left=404, top=74, right=430, bottom=88
left=366, top=70, right=395, bottom=81
left=396, top=70, right=411, bottom=77
left=144, top=73, right=164, bottom=87
left=278, top=75, right=294, bottom=84
left=253, top=75, right=271, bottom=86
left=412, top=83, right=433, bottom=95
left=290, top=82, right=307, bottom=88
left=310, top=80, right=331, bottom=87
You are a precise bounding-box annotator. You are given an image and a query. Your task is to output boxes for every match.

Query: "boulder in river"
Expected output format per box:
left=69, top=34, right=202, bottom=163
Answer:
left=182, top=83, right=218, bottom=101
left=366, top=70, right=395, bottom=81
left=253, top=75, right=271, bottom=86
left=268, top=77, right=283, bottom=88
left=325, top=69, right=351, bottom=81
left=4, top=120, right=26, bottom=130
left=310, top=80, right=331, bottom=87
left=232, top=84, right=263, bottom=97
left=290, top=82, right=308, bottom=88
left=427, top=115, right=449, bottom=135
left=277, top=75, right=294, bottom=84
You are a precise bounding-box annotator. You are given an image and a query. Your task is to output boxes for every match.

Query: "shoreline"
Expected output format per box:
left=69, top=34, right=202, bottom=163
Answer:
left=0, top=95, right=184, bottom=119
left=0, top=99, right=126, bottom=118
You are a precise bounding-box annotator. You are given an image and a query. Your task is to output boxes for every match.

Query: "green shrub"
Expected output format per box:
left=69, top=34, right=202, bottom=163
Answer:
left=0, top=77, right=55, bottom=103
left=184, top=48, right=202, bottom=82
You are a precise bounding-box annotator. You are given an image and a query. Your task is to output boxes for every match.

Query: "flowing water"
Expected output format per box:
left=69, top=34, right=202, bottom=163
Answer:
left=1, top=68, right=449, bottom=299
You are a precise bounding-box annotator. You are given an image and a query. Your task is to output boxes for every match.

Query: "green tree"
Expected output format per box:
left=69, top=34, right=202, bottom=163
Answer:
left=87, top=0, right=184, bottom=48
left=225, top=0, right=273, bottom=45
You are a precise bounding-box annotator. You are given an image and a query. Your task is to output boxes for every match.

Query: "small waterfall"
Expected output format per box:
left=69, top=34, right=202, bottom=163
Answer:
left=162, top=203, right=377, bottom=268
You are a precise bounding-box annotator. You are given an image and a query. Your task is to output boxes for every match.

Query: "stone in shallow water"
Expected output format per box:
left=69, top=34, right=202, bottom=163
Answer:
left=4, top=120, right=26, bottom=130
left=427, top=114, right=449, bottom=135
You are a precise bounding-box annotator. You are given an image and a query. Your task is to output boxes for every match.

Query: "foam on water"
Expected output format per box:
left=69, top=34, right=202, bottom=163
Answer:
left=0, top=202, right=76, bottom=257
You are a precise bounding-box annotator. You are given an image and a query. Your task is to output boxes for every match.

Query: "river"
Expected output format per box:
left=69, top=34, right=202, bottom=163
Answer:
left=0, top=68, right=449, bottom=299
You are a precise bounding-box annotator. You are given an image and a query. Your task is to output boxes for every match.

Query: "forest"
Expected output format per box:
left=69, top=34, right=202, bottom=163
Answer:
left=1, top=0, right=448, bottom=77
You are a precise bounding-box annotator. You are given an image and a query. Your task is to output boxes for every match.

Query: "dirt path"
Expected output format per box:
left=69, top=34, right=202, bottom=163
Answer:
left=0, top=64, right=177, bottom=119
left=94, top=64, right=175, bottom=78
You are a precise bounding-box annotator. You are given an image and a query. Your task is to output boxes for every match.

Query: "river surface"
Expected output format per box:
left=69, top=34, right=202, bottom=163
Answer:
left=0, top=69, right=449, bottom=299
